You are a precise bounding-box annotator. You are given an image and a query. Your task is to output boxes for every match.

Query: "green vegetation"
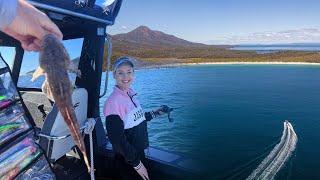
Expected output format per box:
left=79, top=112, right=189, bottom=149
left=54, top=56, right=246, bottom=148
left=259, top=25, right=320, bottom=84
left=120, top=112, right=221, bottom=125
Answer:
left=103, top=42, right=320, bottom=71
left=102, top=26, right=320, bottom=70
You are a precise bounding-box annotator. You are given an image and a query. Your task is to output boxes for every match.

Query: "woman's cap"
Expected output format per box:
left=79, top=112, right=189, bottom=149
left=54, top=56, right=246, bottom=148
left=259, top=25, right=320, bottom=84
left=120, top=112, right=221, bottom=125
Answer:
left=113, top=56, right=135, bottom=71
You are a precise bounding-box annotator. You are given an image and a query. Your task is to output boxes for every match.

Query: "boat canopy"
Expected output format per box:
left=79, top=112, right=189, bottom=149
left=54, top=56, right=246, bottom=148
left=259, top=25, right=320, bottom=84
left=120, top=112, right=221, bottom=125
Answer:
left=28, top=0, right=122, bottom=25
left=0, top=0, right=122, bottom=44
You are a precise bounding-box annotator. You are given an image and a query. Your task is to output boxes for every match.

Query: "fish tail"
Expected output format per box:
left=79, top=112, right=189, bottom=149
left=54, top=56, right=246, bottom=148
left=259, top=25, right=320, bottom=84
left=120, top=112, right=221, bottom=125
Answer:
left=60, top=107, right=91, bottom=172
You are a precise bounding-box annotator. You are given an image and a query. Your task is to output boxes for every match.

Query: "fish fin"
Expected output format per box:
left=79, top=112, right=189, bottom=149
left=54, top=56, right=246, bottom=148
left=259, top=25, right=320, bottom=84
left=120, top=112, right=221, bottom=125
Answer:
left=31, top=67, right=45, bottom=81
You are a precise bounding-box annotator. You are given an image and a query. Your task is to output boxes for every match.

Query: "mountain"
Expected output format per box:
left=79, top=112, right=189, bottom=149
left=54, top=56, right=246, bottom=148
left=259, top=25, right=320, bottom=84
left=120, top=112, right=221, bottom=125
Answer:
left=112, top=26, right=207, bottom=48
left=103, top=26, right=253, bottom=69
left=103, top=26, right=320, bottom=70
left=107, top=26, right=231, bottom=64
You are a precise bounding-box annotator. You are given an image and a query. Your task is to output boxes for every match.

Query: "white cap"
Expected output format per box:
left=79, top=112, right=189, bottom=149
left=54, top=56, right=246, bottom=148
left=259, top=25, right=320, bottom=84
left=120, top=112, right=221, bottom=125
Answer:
left=113, top=56, right=135, bottom=71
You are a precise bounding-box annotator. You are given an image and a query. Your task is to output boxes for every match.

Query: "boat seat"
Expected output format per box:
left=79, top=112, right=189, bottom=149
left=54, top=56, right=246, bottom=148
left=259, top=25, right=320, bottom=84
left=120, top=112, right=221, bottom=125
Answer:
left=21, top=91, right=53, bottom=128
left=39, top=88, right=88, bottom=162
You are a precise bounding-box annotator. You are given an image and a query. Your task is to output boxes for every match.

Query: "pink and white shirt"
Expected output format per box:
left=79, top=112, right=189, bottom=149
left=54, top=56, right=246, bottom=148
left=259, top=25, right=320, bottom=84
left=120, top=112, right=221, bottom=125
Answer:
left=103, top=86, right=146, bottom=129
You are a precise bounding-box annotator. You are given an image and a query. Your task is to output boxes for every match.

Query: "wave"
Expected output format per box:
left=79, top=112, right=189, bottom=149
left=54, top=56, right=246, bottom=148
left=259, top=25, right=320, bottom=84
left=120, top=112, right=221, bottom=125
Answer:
left=246, top=121, right=298, bottom=180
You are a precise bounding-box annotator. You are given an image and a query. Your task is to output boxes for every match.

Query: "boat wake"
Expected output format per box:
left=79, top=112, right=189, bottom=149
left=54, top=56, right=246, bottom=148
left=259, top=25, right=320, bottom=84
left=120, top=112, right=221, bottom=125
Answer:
left=246, top=121, right=298, bottom=180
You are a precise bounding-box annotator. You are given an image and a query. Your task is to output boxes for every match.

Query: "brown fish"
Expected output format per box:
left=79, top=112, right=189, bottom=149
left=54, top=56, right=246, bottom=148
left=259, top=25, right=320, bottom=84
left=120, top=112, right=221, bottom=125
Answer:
left=32, top=58, right=81, bottom=101
left=39, top=34, right=90, bottom=172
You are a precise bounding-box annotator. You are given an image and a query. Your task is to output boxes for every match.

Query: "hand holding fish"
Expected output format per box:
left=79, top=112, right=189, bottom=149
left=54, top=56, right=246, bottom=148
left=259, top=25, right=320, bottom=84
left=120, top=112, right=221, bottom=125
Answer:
left=2, top=0, right=63, bottom=51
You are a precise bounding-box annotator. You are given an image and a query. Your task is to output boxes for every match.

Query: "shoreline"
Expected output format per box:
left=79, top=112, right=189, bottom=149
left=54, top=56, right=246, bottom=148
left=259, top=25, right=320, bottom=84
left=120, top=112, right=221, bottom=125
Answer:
left=177, top=61, right=320, bottom=65
left=138, top=61, right=320, bottom=70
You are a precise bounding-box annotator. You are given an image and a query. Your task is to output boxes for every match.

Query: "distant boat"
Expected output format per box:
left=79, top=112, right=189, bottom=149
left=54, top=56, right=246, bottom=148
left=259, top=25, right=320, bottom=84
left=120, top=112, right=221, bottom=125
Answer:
left=247, top=120, right=298, bottom=180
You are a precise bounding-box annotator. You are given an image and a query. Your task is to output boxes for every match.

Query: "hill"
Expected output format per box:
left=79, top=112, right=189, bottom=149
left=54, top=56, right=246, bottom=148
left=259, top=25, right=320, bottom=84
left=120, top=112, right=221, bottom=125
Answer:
left=103, top=26, right=320, bottom=70
left=112, top=26, right=208, bottom=48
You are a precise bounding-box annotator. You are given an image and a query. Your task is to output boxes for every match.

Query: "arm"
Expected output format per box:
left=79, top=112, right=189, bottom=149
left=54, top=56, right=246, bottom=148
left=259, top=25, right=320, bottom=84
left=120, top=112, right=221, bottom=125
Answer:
left=106, top=115, right=140, bottom=167
left=144, top=112, right=154, bottom=121
left=144, top=105, right=172, bottom=121
left=1, top=0, right=62, bottom=51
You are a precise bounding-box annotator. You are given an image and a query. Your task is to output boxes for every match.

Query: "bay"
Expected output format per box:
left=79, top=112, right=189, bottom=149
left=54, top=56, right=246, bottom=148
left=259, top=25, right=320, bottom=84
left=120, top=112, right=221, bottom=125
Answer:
left=99, top=64, right=320, bottom=179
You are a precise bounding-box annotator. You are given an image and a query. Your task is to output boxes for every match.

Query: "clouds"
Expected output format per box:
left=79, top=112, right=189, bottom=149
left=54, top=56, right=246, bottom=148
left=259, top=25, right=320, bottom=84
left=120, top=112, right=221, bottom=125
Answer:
left=120, top=26, right=128, bottom=30
left=208, top=28, right=320, bottom=45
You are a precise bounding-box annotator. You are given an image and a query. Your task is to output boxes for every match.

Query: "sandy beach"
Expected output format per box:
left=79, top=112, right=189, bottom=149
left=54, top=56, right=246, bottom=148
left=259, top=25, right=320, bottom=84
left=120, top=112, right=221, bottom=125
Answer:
left=179, top=61, right=320, bottom=65
left=138, top=61, right=320, bottom=70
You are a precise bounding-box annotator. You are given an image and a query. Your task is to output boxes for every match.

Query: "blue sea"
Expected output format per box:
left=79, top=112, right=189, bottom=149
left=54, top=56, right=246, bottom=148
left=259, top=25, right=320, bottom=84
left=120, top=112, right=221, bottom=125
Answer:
left=230, top=44, right=320, bottom=54
left=98, top=64, right=320, bottom=179
left=18, top=64, right=320, bottom=179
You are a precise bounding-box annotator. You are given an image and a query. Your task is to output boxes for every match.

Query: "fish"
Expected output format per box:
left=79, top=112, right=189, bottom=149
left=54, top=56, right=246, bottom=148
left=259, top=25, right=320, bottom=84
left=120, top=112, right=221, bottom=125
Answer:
left=32, top=61, right=81, bottom=82
left=38, top=34, right=90, bottom=172
left=32, top=56, right=81, bottom=101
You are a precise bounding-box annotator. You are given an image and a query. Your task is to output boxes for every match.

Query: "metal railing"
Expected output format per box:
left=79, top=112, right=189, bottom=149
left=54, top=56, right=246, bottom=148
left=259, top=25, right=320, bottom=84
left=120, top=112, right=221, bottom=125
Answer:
left=99, top=34, right=112, bottom=98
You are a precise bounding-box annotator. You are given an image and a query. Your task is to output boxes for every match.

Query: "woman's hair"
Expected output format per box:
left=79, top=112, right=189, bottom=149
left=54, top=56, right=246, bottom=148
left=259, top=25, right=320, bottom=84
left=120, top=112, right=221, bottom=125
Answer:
left=113, top=56, right=135, bottom=72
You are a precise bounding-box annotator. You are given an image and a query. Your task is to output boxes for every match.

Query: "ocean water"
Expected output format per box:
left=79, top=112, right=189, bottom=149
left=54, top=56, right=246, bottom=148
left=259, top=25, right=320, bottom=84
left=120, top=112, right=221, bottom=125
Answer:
left=17, top=64, right=320, bottom=179
left=230, top=44, right=320, bottom=54
left=99, top=64, right=320, bottom=179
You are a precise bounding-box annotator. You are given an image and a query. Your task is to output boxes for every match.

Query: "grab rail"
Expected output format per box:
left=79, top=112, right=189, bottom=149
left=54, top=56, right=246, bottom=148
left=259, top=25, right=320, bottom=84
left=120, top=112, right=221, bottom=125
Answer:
left=99, top=34, right=112, bottom=98
left=37, top=125, right=86, bottom=140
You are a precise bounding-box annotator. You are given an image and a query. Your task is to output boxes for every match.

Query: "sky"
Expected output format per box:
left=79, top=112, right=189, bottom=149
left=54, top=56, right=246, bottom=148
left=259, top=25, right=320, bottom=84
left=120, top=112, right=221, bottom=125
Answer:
left=2, top=0, right=320, bottom=73
left=98, top=0, right=320, bottom=44
left=0, top=39, right=83, bottom=74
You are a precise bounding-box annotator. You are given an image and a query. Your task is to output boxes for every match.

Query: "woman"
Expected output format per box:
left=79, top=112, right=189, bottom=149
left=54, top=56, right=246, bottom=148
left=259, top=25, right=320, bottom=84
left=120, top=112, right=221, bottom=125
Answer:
left=104, top=56, right=170, bottom=180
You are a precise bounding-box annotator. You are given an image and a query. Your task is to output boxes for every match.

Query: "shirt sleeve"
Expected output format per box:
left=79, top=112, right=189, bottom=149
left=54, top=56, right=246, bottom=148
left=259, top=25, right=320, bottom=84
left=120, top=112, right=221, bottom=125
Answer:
left=0, top=0, right=18, bottom=30
left=106, top=115, right=141, bottom=167
left=103, top=99, right=125, bottom=120
left=144, top=112, right=153, bottom=121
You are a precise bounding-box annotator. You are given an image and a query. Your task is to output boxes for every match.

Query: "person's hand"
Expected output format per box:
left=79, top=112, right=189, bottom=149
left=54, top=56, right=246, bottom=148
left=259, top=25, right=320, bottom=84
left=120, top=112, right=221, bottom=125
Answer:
left=153, top=105, right=171, bottom=116
left=134, top=161, right=150, bottom=180
left=2, top=0, right=63, bottom=51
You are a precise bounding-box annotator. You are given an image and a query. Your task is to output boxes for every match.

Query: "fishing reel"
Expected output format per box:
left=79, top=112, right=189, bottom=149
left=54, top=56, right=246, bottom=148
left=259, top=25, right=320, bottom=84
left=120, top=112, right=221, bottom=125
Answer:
left=159, top=105, right=174, bottom=122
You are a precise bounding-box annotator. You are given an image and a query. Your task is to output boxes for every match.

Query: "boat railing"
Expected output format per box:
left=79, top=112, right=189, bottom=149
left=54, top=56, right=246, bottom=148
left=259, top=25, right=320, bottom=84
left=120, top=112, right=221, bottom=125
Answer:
left=37, top=124, right=87, bottom=140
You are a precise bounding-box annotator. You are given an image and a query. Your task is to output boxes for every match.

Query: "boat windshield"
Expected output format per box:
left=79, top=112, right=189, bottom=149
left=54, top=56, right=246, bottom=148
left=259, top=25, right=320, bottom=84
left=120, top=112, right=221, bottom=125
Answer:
left=96, top=0, right=118, bottom=14
left=0, top=47, right=15, bottom=68
left=16, top=38, right=84, bottom=89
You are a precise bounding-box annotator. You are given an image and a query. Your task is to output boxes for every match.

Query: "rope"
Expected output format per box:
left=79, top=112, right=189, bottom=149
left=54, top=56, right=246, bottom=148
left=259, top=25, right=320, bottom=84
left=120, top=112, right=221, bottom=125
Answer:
left=84, top=118, right=96, bottom=180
